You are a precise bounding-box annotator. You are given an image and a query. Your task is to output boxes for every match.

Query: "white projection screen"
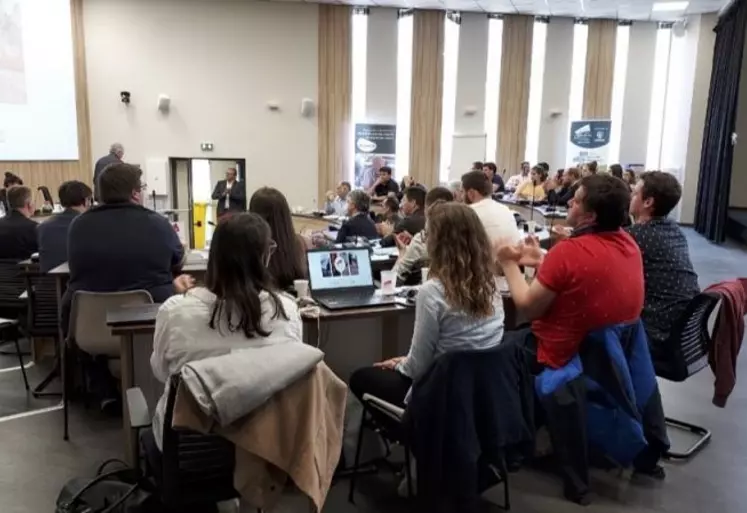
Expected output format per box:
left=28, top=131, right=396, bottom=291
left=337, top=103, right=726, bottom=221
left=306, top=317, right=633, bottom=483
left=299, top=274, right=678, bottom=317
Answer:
left=0, top=0, right=78, bottom=160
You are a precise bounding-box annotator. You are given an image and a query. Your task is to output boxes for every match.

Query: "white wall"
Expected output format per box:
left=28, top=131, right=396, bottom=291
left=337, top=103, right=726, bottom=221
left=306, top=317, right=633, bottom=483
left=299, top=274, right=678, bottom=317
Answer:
left=365, top=8, right=398, bottom=124
left=619, top=22, right=657, bottom=167
left=682, top=14, right=717, bottom=223
left=537, top=17, right=574, bottom=171
left=82, top=0, right=319, bottom=208
left=454, top=13, right=489, bottom=137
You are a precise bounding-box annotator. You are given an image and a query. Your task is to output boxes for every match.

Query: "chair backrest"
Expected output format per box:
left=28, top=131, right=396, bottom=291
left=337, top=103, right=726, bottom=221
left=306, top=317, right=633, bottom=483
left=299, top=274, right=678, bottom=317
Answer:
left=660, top=293, right=722, bottom=382
left=0, top=259, right=26, bottom=315
left=68, top=290, right=153, bottom=356
left=27, top=275, right=59, bottom=337
left=161, top=374, right=237, bottom=507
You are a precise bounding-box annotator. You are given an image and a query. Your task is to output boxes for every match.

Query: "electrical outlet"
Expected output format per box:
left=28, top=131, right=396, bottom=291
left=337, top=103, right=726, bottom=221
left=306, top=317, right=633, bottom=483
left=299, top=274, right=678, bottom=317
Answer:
left=200, top=142, right=214, bottom=152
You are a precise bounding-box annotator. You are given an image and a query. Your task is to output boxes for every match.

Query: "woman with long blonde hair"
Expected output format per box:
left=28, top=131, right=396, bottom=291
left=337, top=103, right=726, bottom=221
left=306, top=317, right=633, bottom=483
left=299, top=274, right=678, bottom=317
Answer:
left=349, top=202, right=506, bottom=407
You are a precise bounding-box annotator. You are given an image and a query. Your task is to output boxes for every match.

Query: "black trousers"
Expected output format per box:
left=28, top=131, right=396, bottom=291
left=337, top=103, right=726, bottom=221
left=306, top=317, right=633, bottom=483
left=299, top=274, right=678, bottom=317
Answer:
left=349, top=366, right=412, bottom=408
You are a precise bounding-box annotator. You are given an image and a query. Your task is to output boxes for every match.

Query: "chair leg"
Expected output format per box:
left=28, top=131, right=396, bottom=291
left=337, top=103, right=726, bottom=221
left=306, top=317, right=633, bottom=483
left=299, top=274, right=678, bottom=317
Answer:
left=62, top=344, right=69, bottom=441
left=664, top=417, right=711, bottom=460
left=404, top=445, right=414, bottom=500
left=13, top=338, right=29, bottom=391
left=348, top=410, right=368, bottom=504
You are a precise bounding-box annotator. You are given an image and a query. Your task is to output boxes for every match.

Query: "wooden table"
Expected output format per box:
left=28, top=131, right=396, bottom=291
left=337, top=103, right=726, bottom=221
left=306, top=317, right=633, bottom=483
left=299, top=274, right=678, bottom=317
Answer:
left=497, top=198, right=568, bottom=228
left=291, top=213, right=340, bottom=234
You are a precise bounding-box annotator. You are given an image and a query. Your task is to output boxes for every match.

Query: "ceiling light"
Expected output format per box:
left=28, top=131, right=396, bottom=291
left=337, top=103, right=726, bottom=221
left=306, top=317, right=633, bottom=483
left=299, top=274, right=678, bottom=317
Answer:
left=652, top=1, right=689, bottom=11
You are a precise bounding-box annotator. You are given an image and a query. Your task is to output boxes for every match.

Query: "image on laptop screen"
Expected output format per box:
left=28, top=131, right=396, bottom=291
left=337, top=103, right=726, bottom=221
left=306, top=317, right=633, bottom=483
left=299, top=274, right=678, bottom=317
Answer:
left=307, top=248, right=373, bottom=291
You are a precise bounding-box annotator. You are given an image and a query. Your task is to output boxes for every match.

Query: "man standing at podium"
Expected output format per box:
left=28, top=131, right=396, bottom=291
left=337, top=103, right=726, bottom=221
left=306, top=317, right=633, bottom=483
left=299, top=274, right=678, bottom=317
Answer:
left=211, top=167, right=246, bottom=218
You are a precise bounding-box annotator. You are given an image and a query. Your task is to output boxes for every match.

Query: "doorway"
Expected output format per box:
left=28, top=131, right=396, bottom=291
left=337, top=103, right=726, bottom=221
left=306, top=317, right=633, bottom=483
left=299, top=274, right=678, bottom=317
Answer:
left=169, top=157, right=247, bottom=249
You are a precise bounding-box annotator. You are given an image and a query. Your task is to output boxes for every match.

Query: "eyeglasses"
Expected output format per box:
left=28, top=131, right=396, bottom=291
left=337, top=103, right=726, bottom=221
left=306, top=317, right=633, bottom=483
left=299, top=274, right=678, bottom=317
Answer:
left=268, top=240, right=278, bottom=257
left=139, top=181, right=148, bottom=191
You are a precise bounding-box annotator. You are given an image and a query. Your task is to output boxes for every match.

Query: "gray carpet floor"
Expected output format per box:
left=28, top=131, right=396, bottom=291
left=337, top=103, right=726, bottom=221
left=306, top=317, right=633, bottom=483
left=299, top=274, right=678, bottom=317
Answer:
left=0, top=228, right=744, bottom=513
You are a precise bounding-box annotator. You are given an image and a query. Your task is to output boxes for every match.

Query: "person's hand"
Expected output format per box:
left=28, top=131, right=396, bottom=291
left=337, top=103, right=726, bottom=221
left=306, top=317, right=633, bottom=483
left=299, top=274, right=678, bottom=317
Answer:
left=173, top=274, right=195, bottom=294
left=551, top=225, right=573, bottom=241
left=378, top=222, right=394, bottom=237
left=374, top=356, right=407, bottom=370
left=494, top=240, right=523, bottom=264
left=544, top=178, right=558, bottom=191
left=518, top=235, right=544, bottom=267
left=326, top=190, right=335, bottom=202
left=396, top=231, right=413, bottom=248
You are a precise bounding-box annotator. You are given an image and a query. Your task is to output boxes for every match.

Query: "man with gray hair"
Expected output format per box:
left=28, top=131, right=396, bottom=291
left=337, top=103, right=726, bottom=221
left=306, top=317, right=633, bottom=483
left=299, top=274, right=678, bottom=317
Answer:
left=93, top=143, right=125, bottom=201
left=335, top=189, right=378, bottom=243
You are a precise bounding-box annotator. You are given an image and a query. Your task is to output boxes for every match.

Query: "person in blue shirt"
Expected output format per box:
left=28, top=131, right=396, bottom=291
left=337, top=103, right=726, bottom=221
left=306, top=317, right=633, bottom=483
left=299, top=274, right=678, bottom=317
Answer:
left=37, top=181, right=92, bottom=272
left=323, top=181, right=351, bottom=216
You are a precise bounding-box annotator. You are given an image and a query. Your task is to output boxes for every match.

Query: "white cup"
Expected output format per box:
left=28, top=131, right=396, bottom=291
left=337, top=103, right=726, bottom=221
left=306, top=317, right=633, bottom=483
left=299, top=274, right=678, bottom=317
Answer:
left=380, top=270, right=397, bottom=295
left=293, top=279, right=310, bottom=298
left=527, top=220, right=537, bottom=233
left=421, top=267, right=430, bottom=283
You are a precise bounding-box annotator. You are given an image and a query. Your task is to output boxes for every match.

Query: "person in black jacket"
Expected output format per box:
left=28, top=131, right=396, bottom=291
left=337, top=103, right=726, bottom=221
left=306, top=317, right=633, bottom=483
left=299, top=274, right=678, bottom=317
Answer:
left=335, top=189, right=378, bottom=243
left=93, top=143, right=124, bottom=202
left=211, top=167, right=246, bottom=217
left=483, top=162, right=505, bottom=193
left=379, top=186, right=426, bottom=247
left=0, top=185, right=38, bottom=260
left=547, top=167, right=581, bottom=207
left=37, top=181, right=92, bottom=272
left=64, top=163, right=184, bottom=323
left=0, top=172, right=23, bottom=212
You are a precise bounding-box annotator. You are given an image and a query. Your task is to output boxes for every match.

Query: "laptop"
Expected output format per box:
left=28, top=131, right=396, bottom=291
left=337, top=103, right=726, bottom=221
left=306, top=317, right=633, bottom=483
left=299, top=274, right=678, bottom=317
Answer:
left=306, top=247, right=397, bottom=310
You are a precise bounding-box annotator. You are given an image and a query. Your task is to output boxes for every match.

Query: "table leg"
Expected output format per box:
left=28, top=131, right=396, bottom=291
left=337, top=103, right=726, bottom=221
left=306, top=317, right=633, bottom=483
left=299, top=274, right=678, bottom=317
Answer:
left=55, top=276, right=69, bottom=440
left=120, top=333, right=137, bottom=466
left=381, top=313, right=400, bottom=360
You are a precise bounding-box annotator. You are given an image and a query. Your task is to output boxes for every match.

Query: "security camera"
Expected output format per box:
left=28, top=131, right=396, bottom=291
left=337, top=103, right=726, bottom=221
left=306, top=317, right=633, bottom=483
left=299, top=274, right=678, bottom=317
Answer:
left=120, top=91, right=131, bottom=104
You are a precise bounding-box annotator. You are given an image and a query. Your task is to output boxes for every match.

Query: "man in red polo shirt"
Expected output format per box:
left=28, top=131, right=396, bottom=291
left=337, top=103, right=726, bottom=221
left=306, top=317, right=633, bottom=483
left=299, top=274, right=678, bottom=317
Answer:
left=497, top=173, right=643, bottom=368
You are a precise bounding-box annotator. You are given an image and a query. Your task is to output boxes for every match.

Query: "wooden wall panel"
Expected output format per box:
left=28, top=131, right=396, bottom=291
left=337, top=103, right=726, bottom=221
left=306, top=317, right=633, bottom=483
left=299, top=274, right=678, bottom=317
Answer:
left=409, top=9, right=445, bottom=187
left=583, top=19, right=617, bottom=120
left=496, top=15, right=533, bottom=174
left=1, top=0, right=92, bottom=199
left=317, top=4, right=352, bottom=203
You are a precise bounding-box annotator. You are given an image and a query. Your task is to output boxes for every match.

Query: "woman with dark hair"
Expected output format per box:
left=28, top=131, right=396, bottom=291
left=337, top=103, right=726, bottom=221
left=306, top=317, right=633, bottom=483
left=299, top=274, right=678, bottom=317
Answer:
left=249, top=187, right=308, bottom=293
left=350, top=202, right=506, bottom=408
left=609, top=163, right=623, bottom=180
left=151, top=213, right=301, bottom=449
left=516, top=165, right=548, bottom=202
left=0, top=172, right=23, bottom=211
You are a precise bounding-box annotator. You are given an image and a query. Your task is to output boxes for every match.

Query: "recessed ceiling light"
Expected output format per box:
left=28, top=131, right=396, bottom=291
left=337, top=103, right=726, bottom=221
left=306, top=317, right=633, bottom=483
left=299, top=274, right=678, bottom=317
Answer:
left=652, top=1, right=689, bottom=11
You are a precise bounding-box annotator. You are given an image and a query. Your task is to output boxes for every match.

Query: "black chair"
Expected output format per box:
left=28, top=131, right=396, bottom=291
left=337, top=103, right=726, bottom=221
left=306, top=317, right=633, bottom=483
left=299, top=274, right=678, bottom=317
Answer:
left=653, top=293, right=722, bottom=460
left=26, top=274, right=61, bottom=397
left=0, top=259, right=30, bottom=391
left=348, top=394, right=414, bottom=505
left=127, top=375, right=243, bottom=513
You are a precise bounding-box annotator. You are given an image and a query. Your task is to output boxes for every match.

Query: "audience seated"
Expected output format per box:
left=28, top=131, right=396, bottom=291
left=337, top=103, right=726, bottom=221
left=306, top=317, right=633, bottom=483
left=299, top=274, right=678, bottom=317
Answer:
left=515, top=165, right=548, bottom=202
left=350, top=202, right=506, bottom=407
left=376, top=196, right=401, bottom=225
left=609, top=163, right=623, bottom=179
left=445, top=180, right=464, bottom=202
left=628, top=171, right=699, bottom=360
left=151, top=213, right=302, bottom=449
left=0, top=172, right=24, bottom=212
left=379, top=186, right=426, bottom=247
left=335, top=189, right=378, bottom=243
left=505, top=161, right=530, bottom=191
left=249, top=187, right=309, bottom=293
left=0, top=185, right=38, bottom=260
left=323, top=181, right=351, bottom=216
left=462, top=171, right=521, bottom=244
left=483, top=162, right=505, bottom=193
left=497, top=174, right=643, bottom=370
left=37, top=181, right=92, bottom=272
left=392, top=186, right=454, bottom=285
left=368, top=166, right=399, bottom=201
left=581, top=160, right=598, bottom=177
left=64, top=163, right=184, bottom=325
left=471, top=161, right=483, bottom=172
left=546, top=167, right=581, bottom=207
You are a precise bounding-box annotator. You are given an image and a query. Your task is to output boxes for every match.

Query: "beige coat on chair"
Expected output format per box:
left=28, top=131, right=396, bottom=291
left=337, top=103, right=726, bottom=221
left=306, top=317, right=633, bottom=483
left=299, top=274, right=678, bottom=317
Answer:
left=172, top=362, right=347, bottom=512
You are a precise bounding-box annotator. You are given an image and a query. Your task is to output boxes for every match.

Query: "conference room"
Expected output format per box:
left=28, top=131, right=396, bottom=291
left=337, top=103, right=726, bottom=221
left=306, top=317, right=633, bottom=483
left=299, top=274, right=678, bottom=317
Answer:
left=1, top=0, right=747, bottom=511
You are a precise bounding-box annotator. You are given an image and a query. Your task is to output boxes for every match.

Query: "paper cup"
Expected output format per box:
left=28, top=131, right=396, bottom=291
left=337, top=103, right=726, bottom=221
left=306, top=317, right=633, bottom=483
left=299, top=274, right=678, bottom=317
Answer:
left=527, top=220, right=537, bottom=233
left=380, top=270, right=397, bottom=295
left=293, top=279, right=310, bottom=298
left=421, top=267, right=430, bottom=283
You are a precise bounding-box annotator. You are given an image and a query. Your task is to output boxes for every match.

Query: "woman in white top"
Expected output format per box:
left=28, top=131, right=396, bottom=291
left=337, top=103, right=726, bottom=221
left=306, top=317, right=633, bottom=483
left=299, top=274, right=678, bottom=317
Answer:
left=150, top=212, right=302, bottom=449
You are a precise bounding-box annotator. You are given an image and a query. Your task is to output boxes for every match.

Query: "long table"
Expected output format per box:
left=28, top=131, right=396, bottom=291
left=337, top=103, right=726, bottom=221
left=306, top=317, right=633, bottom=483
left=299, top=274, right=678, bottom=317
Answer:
left=106, top=293, right=522, bottom=465
left=497, top=198, right=569, bottom=228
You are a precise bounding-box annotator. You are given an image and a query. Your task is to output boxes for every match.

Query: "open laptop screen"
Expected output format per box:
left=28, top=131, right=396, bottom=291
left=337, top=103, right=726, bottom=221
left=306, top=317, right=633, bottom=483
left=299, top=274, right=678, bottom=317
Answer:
left=307, top=248, right=373, bottom=291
